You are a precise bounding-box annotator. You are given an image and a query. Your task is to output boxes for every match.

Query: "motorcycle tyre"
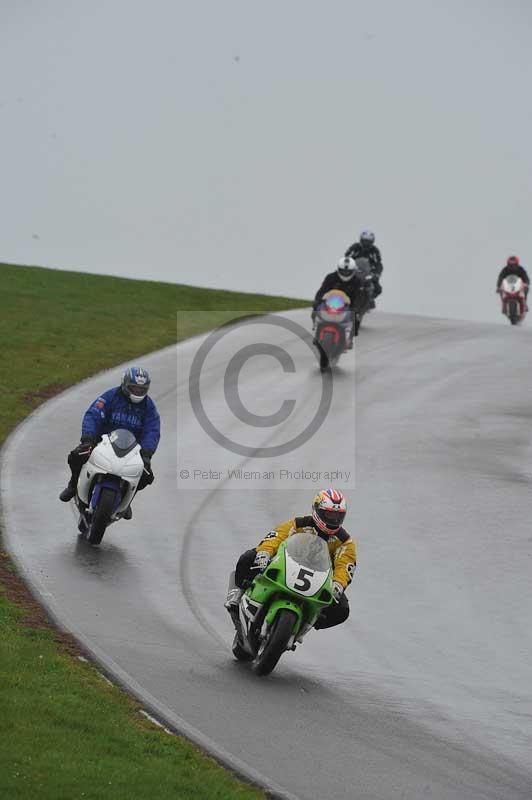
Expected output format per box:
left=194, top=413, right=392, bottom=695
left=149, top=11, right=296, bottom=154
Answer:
left=253, top=609, right=298, bottom=676
left=319, top=350, right=330, bottom=372
left=87, top=487, right=116, bottom=545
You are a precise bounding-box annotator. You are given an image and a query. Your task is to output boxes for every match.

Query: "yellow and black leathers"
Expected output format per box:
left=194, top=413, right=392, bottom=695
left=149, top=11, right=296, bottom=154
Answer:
left=256, top=515, right=357, bottom=590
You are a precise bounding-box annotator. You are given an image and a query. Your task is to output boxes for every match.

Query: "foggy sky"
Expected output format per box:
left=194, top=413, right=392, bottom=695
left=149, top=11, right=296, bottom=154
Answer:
left=2, top=1, right=532, bottom=323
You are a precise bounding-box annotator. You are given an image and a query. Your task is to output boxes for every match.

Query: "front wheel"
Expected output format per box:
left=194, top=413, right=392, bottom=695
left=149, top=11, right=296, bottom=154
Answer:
left=253, top=609, right=298, bottom=676
left=87, top=487, right=116, bottom=545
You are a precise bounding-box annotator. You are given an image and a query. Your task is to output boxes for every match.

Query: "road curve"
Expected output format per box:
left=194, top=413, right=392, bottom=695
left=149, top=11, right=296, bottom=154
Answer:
left=2, top=310, right=532, bottom=800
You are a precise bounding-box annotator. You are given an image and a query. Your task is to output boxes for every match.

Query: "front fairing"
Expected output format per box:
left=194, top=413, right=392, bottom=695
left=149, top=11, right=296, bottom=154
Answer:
left=317, top=305, right=351, bottom=326
left=238, top=534, right=333, bottom=653
left=501, top=275, right=524, bottom=297
left=77, top=430, right=144, bottom=507
left=247, top=533, right=333, bottom=613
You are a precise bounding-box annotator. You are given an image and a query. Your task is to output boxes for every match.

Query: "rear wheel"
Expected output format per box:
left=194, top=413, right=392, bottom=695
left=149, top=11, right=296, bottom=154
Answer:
left=253, top=609, right=298, bottom=676
left=87, top=487, right=116, bottom=545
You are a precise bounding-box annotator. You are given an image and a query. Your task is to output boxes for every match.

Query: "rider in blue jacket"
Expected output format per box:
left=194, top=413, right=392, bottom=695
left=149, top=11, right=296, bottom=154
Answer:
left=59, top=367, right=160, bottom=518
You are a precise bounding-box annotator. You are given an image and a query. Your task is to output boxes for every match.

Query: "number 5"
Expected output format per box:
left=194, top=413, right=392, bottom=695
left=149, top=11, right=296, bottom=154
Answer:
left=294, top=568, right=314, bottom=591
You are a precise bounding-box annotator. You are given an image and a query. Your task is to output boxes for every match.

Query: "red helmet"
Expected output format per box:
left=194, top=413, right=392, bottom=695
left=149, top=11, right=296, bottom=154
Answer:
left=312, top=489, right=347, bottom=534
left=507, top=256, right=520, bottom=267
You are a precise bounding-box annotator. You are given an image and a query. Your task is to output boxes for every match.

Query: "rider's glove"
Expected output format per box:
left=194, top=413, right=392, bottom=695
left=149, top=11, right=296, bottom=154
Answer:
left=140, top=448, right=153, bottom=468
left=76, top=435, right=99, bottom=456
left=81, top=434, right=99, bottom=446
left=251, top=551, right=271, bottom=573
left=139, top=448, right=155, bottom=484
left=332, top=581, right=344, bottom=603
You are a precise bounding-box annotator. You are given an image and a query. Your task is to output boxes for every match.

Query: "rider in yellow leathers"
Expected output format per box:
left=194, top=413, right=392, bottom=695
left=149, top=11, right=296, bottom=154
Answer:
left=225, top=489, right=356, bottom=630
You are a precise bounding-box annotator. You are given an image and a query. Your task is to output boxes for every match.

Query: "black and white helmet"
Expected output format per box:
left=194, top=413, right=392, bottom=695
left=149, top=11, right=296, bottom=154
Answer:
left=336, top=256, right=357, bottom=282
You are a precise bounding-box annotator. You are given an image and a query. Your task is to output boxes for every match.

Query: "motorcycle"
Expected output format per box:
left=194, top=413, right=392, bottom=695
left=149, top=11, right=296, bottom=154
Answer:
left=230, top=532, right=334, bottom=676
left=313, top=289, right=353, bottom=372
left=352, top=257, right=376, bottom=333
left=75, top=428, right=144, bottom=545
left=499, top=275, right=528, bottom=325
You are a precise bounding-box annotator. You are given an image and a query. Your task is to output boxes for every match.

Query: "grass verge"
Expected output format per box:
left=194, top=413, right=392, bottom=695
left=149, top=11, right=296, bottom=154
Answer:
left=0, top=261, right=309, bottom=800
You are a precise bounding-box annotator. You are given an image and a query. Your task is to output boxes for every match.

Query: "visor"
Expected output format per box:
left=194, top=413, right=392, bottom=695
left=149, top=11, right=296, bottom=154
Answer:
left=127, top=384, right=149, bottom=397
left=320, top=509, right=346, bottom=527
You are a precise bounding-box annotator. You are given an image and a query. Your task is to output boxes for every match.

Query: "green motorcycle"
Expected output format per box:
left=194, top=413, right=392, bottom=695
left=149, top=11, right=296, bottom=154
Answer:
left=232, top=532, right=334, bottom=676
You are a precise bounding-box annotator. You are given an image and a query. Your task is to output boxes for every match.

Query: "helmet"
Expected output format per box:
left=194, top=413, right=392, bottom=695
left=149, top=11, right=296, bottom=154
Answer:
left=312, top=488, right=347, bottom=534
left=336, top=256, right=356, bottom=282
left=121, top=366, right=151, bottom=404
left=507, top=255, right=520, bottom=267
left=359, top=230, right=375, bottom=249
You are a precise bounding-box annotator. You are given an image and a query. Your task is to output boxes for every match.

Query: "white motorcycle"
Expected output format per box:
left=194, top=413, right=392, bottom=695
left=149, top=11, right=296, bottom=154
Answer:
left=75, top=429, right=144, bottom=545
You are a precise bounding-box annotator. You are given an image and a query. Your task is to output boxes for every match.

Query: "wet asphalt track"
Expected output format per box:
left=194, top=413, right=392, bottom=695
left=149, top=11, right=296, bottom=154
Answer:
left=2, top=310, right=532, bottom=800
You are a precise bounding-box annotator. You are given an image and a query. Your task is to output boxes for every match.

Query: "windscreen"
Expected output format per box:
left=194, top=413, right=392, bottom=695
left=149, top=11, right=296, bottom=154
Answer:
left=320, top=290, right=350, bottom=322
left=285, top=532, right=331, bottom=571
left=108, top=428, right=137, bottom=457
left=324, top=290, right=348, bottom=312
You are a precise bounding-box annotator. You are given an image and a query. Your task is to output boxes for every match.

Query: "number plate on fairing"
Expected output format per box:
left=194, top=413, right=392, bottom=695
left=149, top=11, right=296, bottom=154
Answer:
left=284, top=553, right=329, bottom=596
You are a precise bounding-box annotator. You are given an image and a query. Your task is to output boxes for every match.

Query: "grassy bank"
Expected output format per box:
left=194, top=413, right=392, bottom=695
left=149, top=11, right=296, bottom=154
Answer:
left=0, top=262, right=308, bottom=800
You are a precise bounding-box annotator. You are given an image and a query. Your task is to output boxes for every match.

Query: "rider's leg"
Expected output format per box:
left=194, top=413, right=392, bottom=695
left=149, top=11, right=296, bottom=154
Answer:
left=314, top=593, right=350, bottom=629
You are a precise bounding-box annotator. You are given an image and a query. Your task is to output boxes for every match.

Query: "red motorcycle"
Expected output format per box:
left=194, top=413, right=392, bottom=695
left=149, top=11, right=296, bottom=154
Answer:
left=313, top=289, right=353, bottom=372
left=498, top=275, right=528, bottom=325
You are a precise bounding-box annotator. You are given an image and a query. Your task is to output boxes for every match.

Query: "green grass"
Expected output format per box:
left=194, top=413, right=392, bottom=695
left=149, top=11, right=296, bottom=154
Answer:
left=0, top=261, right=309, bottom=800
left=0, top=600, right=261, bottom=800
left=1, top=261, right=309, bottom=441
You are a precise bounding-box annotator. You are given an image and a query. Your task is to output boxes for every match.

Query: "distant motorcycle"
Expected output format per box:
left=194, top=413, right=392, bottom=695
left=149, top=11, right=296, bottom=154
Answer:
left=352, top=257, right=376, bottom=333
left=75, top=429, right=144, bottom=545
left=313, top=289, right=353, bottom=371
left=229, top=532, right=334, bottom=675
left=499, top=275, right=528, bottom=325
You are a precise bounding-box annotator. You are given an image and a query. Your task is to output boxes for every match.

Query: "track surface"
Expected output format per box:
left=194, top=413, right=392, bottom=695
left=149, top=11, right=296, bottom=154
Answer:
left=3, top=311, right=532, bottom=799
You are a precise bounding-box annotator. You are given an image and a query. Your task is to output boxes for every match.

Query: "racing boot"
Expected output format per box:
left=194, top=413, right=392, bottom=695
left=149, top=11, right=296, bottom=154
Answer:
left=224, top=572, right=243, bottom=625
left=225, top=586, right=243, bottom=612
left=59, top=481, right=76, bottom=502
left=122, top=505, right=133, bottom=520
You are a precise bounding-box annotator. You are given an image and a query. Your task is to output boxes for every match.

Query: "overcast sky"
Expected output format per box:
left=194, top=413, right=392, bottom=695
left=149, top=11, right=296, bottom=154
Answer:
left=2, top=1, right=532, bottom=322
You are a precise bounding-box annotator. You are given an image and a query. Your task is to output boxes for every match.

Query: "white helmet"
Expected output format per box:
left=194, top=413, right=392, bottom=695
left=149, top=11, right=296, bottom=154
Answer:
left=336, top=256, right=356, bottom=282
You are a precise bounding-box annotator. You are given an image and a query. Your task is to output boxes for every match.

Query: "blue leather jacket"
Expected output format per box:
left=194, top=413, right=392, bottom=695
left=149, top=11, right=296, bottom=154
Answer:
left=81, top=387, right=161, bottom=454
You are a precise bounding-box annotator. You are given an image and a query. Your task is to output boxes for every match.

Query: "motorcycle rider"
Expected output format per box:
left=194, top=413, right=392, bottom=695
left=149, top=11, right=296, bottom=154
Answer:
left=312, top=257, right=366, bottom=347
left=59, top=366, right=160, bottom=519
left=496, top=256, right=530, bottom=310
left=344, top=229, right=383, bottom=301
left=225, top=489, right=356, bottom=632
